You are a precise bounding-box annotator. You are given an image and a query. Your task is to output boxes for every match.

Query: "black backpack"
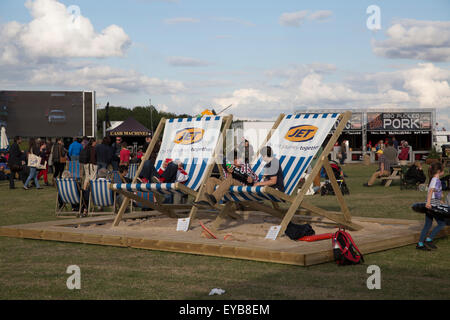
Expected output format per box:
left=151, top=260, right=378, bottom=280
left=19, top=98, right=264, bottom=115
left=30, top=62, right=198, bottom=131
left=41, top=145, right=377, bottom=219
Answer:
left=79, top=147, right=90, bottom=164
left=332, top=229, right=364, bottom=265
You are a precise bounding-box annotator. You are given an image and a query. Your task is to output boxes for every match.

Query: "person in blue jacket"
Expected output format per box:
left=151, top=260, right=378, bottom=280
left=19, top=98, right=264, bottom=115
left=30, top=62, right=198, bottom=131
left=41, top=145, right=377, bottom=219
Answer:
left=68, top=137, right=83, bottom=162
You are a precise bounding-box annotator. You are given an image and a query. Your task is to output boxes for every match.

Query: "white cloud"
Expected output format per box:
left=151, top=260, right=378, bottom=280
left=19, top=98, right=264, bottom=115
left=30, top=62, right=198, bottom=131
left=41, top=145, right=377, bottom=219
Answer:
left=167, top=56, right=210, bottom=67
left=0, top=0, right=130, bottom=65
left=372, top=19, right=450, bottom=62
left=279, top=11, right=309, bottom=27
left=164, top=17, right=200, bottom=24
left=309, top=10, right=333, bottom=21
left=279, top=10, right=333, bottom=27
left=27, top=64, right=185, bottom=96
left=210, top=63, right=450, bottom=124
left=212, top=17, right=255, bottom=27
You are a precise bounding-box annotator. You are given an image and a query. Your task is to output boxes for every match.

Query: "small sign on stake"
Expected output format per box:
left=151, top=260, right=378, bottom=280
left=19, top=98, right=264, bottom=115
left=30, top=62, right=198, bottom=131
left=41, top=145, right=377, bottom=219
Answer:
left=265, top=225, right=281, bottom=240
left=176, top=218, right=190, bottom=232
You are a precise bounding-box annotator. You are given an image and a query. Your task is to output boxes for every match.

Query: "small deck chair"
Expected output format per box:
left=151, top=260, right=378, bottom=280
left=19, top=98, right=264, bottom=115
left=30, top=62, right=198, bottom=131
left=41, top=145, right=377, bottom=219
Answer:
left=67, top=160, right=81, bottom=180
left=55, top=178, right=82, bottom=216
left=88, top=179, right=116, bottom=215
left=110, top=115, right=233, bottom=227
left=210, top=112, right=363, bottom=239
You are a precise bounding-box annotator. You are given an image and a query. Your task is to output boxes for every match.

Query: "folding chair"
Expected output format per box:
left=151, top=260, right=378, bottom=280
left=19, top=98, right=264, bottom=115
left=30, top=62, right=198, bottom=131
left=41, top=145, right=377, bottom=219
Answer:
left=88, top=179, right=116, bottom=215
left=210, top=112, right=363, bottom=239
left=67, top=160, right=81, bottom=181
left=110, top=115, right=233, bottom=227
left=55, top=178, right=82, bottom=216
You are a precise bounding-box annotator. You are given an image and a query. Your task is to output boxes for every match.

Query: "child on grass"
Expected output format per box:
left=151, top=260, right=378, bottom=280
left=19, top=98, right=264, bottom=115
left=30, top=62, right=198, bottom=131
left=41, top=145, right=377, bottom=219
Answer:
left=416, top=162, right=447, bottom=251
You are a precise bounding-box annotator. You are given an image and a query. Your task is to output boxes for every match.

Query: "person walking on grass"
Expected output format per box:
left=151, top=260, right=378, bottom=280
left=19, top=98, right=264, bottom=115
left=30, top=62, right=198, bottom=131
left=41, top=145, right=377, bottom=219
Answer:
left=416, top=162, right=448, bottom=251
left=8, top=136, right=25, bottom=189
left=37, top=140, right=49, bottom=186
left=51, top=138, right=66, bottom=183
left=23, top=138, right=42, bottom=190
left=68, top=137, right=83, bottom=162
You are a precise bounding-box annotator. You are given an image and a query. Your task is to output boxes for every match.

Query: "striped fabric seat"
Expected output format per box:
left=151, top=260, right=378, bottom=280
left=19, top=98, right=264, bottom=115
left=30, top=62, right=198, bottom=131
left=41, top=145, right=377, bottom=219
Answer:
left=111, top=171, right=122, bottom=184
left=135, top=191, right=154, bottom=208
left=56, top=178, right=81, bottom=205
left=125, top=163, right=138, bottom=180
left=221, top=113, right=339, bottom=203
left=90, top=179, right=114, bottom=207
left=222, top=186, right=284, bottom=203
left=112, top=183, right=187, bottom=196
left=68, top=160, right=81, bottom=179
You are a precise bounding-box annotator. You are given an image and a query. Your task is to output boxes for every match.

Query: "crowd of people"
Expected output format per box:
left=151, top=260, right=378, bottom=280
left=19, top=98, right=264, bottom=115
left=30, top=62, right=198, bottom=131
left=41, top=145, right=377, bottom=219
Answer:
left=3, top=134, right=160, bottom=191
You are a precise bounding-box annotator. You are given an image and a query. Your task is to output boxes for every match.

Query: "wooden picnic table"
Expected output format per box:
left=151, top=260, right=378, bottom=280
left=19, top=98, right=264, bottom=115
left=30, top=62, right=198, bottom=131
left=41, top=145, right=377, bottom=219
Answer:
left=381, top=165, right=402, bottom=187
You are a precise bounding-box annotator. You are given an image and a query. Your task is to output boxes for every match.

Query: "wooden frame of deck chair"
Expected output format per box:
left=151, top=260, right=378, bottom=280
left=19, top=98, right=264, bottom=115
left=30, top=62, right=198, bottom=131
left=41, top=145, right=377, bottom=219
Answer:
left=87, top=179, right=117, bottom=216
left=110, top=115, right=233, bottom=227
left=55, top=178, right=83, bottom=217
left=109, top=170, right=134, bottom=212
left=210, top=111, right=363, bottom=239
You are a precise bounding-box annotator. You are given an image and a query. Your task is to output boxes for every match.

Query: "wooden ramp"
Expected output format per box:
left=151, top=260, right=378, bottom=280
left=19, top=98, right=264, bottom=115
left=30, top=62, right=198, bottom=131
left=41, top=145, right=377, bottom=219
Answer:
left=0, top=211, right=448, bottom=266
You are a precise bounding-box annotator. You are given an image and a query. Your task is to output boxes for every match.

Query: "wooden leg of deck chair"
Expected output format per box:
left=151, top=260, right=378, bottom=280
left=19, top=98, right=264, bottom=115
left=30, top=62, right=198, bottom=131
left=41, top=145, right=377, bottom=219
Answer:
left=244, top=201, right=285, bottom=219
left=210, top=202, right=236, bottom=231
left=300, top=202, right=363, bottom=231
left=114, top=189, right=177, bottom=218
left=87, top=192, right=92, bottom=216
left=112, top=118, right=166, bottom=227
left=323, top=159, right=352, bottom=222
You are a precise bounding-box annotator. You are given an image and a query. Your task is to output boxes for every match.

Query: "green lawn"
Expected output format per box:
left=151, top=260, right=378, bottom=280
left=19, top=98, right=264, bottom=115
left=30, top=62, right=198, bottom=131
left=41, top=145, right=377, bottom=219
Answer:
left=0, top=163, right=449, bottom=300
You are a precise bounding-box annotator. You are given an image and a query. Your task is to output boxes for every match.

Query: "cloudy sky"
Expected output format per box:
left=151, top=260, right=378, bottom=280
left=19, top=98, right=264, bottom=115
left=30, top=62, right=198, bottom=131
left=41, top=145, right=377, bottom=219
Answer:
left=0, top=0, right=449, bottom=127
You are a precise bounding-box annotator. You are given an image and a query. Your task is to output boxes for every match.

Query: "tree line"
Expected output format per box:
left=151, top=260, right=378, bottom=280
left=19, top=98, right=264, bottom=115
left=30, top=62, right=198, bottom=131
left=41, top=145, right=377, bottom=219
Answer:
left=96, top=105, right=193, bottom=134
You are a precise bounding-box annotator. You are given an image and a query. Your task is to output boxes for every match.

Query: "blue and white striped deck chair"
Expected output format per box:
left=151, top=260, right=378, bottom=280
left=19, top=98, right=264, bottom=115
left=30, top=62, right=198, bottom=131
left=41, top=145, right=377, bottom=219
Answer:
left=211, top=112, right=362, bottom=235
left=88, top=179, right=116, bottom=215
left=110, top=115, right=232, bottom=224
left=67, top=160, right=81, bottom=180
left=55, top=178, right=82, bottom=216
left=125, top=163, right=138, bottom=180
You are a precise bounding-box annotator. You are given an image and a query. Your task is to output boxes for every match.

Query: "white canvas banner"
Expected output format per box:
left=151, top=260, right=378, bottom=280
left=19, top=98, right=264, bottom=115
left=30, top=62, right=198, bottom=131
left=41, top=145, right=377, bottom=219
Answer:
left=266, top=113, right=340, bottom=158
left=157, top=116, right=223, bottom=164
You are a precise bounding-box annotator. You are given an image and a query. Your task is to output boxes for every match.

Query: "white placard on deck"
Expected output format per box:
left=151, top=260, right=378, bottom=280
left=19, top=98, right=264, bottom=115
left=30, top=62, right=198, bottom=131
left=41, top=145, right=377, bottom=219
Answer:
left=176, top=218, right=190, bottom=232
left=265, top=225, right=281, bottom=240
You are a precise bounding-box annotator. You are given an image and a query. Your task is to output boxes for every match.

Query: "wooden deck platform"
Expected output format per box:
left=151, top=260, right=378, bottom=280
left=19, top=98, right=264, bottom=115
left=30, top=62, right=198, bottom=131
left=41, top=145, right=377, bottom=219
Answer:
left=0, top=211, right=448, bottom=266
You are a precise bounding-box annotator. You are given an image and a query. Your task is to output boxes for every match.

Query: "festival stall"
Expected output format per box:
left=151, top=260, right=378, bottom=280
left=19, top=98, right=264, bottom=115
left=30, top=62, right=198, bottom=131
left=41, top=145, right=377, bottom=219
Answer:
left=107, top=117, right=152, bottom=153
left=366, top=111, right=433, bottom=161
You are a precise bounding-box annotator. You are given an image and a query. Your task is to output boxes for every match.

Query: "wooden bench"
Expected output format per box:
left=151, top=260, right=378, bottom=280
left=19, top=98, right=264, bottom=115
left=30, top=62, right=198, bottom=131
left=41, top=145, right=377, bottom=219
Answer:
left=380, top=165, right=402, bottom=187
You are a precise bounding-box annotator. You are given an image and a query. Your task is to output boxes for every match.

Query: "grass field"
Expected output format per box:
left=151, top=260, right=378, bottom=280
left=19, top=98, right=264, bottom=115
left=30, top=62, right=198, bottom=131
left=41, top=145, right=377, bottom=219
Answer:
left=0, top=163, right=449, bottom=300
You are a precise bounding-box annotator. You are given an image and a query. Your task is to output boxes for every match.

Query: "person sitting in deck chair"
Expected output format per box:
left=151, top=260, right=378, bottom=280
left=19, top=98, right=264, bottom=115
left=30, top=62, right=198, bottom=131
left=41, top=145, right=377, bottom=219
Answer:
left=194, top=150, right=259, bottom=208
left=57, top=171, right=80, bottom=212
left=254, top=146, right=285, bottom=192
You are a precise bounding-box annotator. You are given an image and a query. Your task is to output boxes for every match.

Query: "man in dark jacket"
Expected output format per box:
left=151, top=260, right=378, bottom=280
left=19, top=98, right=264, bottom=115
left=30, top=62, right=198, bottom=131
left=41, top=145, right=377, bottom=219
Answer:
left=8, top=136, right=24, bottom=189
left=95, top=136, right=113, bottom=172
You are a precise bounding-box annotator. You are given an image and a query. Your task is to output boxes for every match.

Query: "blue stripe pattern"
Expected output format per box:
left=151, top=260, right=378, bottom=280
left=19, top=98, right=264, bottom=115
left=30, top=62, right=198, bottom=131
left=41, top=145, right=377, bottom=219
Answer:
left=90, top=179, right=114, bottom=207
left=111, top=183, right=186, bottom=195
left=56, top=178, right=80, bottom=205
left=68, top=161, right=80, bottom=179
left=126, top=163, right=138, bottom=180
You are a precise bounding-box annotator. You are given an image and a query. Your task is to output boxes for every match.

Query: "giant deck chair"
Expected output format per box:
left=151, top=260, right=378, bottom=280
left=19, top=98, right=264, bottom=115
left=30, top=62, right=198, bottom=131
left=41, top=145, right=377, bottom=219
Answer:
left=110, top=115, right=233, bottom=227
left=55, top=178, right=82, bottom=216
left=210, top=112, right=363, bottom=239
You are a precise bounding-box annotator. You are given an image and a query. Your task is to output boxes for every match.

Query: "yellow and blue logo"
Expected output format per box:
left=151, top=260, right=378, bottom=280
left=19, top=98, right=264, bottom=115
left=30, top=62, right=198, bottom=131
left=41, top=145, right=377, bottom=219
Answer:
left=174, top=127, right=205, bottom=145
left=285, top=125, right=317, bottom=142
